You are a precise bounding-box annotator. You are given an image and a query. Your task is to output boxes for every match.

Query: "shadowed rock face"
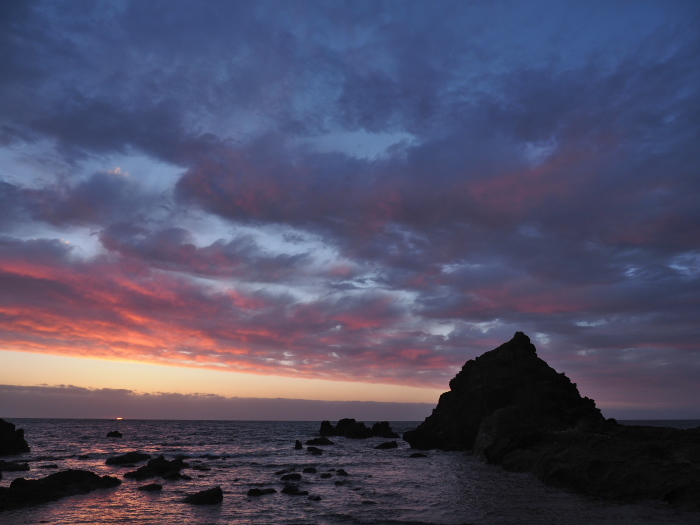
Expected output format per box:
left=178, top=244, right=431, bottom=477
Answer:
left=403, top=332, right=604, bottom=453
left=0, top=419, right=30, bottom=456
left=403, top=332, right=700, bottom=511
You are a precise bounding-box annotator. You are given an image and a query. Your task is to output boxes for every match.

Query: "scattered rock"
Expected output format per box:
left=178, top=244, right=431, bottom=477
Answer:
left=0, top=419, right=30, bottom=456
left=138, top=483, right=162, bottom=492
left=302, top=467, right=317, bottom=473
left=124, top=455, right=188, bottom=480
left=281, top=484, right=308, bottom=496
left=294, top=440, right=303, bottom=450
left=374, top=441, right=398, bottom=449
left=336, top=469, right=348, bottom=476
left=305, top=436, right=334, bottom=446
left=0, top=460, right=30, bottom=471
left=106, top=452, right=152, bottom=465
left=308, top=495, right=322, bottom=501
left=320, top=472, right=332, bottom=479
left=362, top=500, right=378, bottom=505
left=106, top=431, right=122, bottom=438
left=409, top=453, right=427, bottom=458
left=247, top=487, right=276, bottom=497
left=275, top=468, right=293, bottom=475
left=403, top=331, right=700, bottom=511
left=183, top=486, right=223, bottom=504
left=78, top=454, right=90, bottom=460
left=38, top=464, right=59, bottom=469
left=371, top=421, right=399, bottom=438
left=307, top=446, right=323, bottom=455
left=0, top=469, right=120, bottom=511
left=319, top=419, right=399, bottom=439
left=280, top=473, right=301, bottom=481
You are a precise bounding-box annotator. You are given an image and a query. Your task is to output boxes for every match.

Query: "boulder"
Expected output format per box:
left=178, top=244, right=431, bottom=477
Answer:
left=307, top=446, right=323, bottom=455
left=0, top=419, right=30, bottom=456
left=280, top=473, right=301, bottom=481
left=106, top=431, right=122, bottom=438
left=0, top=469, right=120, bottom=511
left=106, top=452, right=151, bottom=465
left=374, top=441, right=398, bottom=449
left=403, top=332, right=700, bottom=511
left=124, top=455, right=188, bottom=480
left=294, top=440, right=303, bottom=450
left=183, top=486, right=223, bottom=504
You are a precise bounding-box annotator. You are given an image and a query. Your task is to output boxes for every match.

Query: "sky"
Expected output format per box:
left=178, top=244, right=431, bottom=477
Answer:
left=1, top=0, right=699, bottom=421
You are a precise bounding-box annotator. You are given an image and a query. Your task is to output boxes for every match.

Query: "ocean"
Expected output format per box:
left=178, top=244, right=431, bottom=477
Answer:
left=1, top=419, right=699, bottom=525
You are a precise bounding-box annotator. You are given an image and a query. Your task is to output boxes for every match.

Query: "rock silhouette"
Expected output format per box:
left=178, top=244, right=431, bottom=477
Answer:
left=0, top=419, right=30, bottom=456
left=183, top=486, right=223, bottom=504
left=106, top=452, right=151, bottom=465
left=124, top=455, right=188, bottom=480
left=319, top=419, right=398, bottom=439
left=403, top=332, right=700, bottom=510
left=0, top=469, right=120, bottom=510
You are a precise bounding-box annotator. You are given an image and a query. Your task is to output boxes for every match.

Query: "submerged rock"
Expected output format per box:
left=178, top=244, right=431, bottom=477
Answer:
left=0, top=460, right=30, bottom=472
left=403, top=332, right=700, bottom=511
left=138, top=483, right=162, bottom=492
left=0, top=419, right=30, bottom=456
left=374, top=441, right=398, bottom=450
left=183, top=486, right=223, bottom=504
left=0, top=469, right=120, bottom=510
left=247, top=487, right=276, bottom=497
left=106, top=452, right=151, bottom=465
left=305, top=436, right=334, bottom=446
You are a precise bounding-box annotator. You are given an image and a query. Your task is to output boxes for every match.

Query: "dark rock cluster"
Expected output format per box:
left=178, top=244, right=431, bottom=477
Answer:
left=403, top=331, right=700, bottom=511
left=0, top=470, right=120, bottom=511
left=0, top=419, right=30, bottom=456
left=319, top=419, right=398, bottom=439
left=105, top=451, right=151, bottom=465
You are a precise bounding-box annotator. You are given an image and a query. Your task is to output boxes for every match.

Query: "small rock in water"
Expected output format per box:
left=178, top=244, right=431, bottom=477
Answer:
left=280, top=472, right=302, bottom=481
left=106, top=452, right=151, bottom=465
left=410, top=453, right=427, bottom=458
left=294, top=440, right=303, bottom=450
left=0, top=419, right=31, bottom=455
left=307, top=446, right=323, bottom=455
left=247, top=487, right=276, bottom=497
left=302, top=467, right=317, bottom=473
left=138, top=483, right=162, bottom=492
left=183, top=486, right=223, bottom=504
left=374, top=441, right=398, bottom=449
left=106, top=431, right=122, bottom=438
left=305, top=436, right=334, bottom=446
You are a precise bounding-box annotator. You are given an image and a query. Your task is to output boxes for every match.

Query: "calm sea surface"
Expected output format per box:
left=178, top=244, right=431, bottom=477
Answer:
left=1, top=419, right=699, bottom=525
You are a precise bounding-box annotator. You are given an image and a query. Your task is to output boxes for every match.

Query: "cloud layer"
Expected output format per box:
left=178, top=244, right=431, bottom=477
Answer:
left=1, top=1, right=699, bottom=413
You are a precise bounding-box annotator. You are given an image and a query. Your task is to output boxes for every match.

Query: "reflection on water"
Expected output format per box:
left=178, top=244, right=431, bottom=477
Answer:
left=1, top=419, right=699, bottom=525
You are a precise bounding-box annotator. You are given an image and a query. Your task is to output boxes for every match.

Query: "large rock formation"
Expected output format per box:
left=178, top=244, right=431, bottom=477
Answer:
left=0, top=419, right=30, bottom=456
left=404, top=332, right=604, bottom=454
left=0, top=470, right=120, bottom=511
left=403, top=332, right=700, bottom=510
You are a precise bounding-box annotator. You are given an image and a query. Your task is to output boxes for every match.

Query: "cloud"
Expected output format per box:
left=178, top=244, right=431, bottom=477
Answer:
left=0, top=1, right=699, bottom=415
left=0, top=384, right=433, bottom=421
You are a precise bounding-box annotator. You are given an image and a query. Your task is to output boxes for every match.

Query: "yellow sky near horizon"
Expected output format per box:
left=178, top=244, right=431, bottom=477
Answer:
left=0, top=350, right=444, bottom=404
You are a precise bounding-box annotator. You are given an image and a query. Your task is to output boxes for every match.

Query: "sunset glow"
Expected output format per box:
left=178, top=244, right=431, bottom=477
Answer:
left=1, top=1, right=699, bottom=420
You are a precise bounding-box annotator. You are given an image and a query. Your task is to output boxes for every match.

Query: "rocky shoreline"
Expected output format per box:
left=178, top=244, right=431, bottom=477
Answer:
left=403, top=332, right=700, bottom=511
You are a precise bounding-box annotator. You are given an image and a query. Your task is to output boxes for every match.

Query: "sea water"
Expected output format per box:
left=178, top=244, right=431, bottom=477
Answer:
left=1, top=419, right=699, bottom=525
